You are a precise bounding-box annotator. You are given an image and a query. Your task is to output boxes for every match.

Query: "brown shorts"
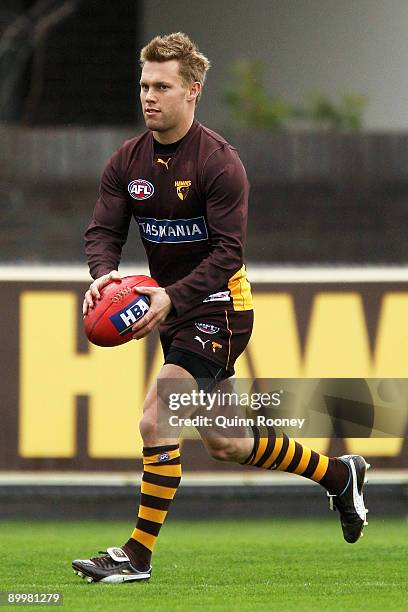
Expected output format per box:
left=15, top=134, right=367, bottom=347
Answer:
left=159, top=308, right=254, bottom=375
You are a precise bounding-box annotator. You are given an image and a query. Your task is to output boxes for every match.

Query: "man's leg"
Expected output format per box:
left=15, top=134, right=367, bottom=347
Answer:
left=241, top=428, right=350, bottom=494
left=130, top=384, right=368, bottom=549
left=72, top=363, right=190, bottom=583
left=200, top=428, right=348, bottom=493
left=201, top=428, right=369, bottom=543
left=120, top=363, right=190, bottom=570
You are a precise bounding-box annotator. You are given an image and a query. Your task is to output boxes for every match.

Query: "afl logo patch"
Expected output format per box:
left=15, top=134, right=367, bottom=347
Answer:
left=158, top=452, right=170, bottom=462
left=128, top=179, right=154, bottom=200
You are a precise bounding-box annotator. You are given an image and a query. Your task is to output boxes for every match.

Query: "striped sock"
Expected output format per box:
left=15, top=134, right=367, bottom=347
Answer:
left=243, top=427, right=348, bottom=494
left=123, top=444, right=181, bottom=570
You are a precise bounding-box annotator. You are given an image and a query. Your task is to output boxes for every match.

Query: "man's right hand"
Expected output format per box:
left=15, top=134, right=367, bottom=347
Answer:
left=82, top=270, right=122, bottom=315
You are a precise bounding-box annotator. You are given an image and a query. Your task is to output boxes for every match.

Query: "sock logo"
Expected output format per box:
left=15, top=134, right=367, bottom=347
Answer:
left=158, top=452, right=170, bottom=462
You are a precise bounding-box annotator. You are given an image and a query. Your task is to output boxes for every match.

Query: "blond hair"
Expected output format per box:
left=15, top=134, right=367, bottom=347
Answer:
left=140, top=32, right=210, bottom=101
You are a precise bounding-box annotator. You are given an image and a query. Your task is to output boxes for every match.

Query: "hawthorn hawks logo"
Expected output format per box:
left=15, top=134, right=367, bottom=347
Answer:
left=175, top=180, right=191, bottom=201
left=128, top=179, right=154, bottom=200
left=211, top=341, right=222, bottom=353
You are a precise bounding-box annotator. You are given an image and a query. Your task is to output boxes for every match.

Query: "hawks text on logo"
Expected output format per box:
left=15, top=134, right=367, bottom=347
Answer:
left=175, top=180, right=191, bottom=201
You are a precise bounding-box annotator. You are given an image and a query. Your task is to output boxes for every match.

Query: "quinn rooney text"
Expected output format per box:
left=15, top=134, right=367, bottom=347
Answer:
left=168, top=415, right=306, bottom=429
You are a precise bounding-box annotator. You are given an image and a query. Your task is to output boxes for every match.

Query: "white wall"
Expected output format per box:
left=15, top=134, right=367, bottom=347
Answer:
left=142, top=0, right=408, bottom=131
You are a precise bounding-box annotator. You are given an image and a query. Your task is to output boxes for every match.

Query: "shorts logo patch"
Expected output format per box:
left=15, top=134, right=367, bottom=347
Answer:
left=136, top=216, right=208, bottom=243
left=128, top=179, right=155, bottom=200
left=203, top=290, right=230, bottom=303
left=194, top=336, right=210, bottom=350
left=175, top=180, right=192, bottom=201
left=109, top=295, right=150, bottom=335
left=158, top=452, right=170, bottom=462
left=211, top=341, right=222, bottom=353
left=195, top=323, right=220, bottom=335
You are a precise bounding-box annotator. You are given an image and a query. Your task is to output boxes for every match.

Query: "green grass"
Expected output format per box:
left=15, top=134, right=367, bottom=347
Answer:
left=0, top=518, right=407, bottom=611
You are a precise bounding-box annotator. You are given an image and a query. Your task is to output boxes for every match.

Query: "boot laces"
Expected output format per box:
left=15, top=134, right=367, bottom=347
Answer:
left=89, top=552, right=121, bottom=569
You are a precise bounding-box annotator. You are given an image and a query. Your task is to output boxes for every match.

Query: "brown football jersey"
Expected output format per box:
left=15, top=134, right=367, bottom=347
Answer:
left=85, top=119, right=252, bottom=316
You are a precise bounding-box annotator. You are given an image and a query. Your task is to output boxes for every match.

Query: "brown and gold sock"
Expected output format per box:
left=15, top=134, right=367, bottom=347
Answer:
left=122, top=444, right=181, bottom=570
left=243, top=427, right=349, bottom=494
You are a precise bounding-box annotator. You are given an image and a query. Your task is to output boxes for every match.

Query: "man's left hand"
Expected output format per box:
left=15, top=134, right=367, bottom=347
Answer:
left=132, top=286, right=172, bottom=339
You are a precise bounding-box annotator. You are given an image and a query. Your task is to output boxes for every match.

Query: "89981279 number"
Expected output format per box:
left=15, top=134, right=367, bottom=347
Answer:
left=0, top=592, right=63, bottom=606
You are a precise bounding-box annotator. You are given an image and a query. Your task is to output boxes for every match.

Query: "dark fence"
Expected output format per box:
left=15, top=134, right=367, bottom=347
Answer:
left=3, top=126, right=408, bottom=183
left=1, top=481, right=406, bottom=520
left=2, top=125, right=408, bottom=263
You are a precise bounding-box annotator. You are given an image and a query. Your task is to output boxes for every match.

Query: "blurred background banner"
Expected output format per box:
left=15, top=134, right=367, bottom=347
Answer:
left=1, top=268, right=407, bottom=472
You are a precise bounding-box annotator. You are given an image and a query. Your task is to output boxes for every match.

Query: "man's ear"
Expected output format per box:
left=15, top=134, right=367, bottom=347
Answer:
left=187, top=81, right=201, bottom=102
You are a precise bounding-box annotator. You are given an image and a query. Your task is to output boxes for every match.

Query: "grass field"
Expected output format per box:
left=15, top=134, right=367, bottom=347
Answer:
left=0, top=518, right=407, bottom=611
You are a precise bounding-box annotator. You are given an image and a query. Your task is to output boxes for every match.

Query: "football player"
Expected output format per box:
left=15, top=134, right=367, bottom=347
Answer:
left=73, top=32, right=369, bottom=584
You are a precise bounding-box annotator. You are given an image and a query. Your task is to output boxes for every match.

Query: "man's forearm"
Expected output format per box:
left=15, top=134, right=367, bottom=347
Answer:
left=85, top=225, right=126, bottom=279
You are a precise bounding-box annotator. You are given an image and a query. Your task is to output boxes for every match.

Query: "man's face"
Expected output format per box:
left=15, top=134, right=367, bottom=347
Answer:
left=140, top=60, right=194, bottom=137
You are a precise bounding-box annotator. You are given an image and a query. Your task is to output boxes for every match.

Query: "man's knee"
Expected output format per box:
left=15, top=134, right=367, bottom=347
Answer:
left=206, top=438, right=241, bottom=462
left=139, top=397, right=163, bottom=446
left=139, top=407, right=158, bottom=443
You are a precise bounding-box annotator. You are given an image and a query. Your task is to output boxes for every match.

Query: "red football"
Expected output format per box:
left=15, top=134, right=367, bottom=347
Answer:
left=84, top=275, right=159, bottom=347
